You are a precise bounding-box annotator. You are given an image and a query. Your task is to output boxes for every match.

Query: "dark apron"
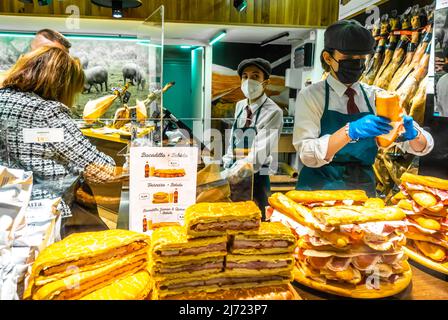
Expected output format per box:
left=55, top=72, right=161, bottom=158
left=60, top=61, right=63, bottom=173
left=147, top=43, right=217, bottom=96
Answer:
left=296, top=81, right=378, bottom=197
left=231, top=99, right=270, bottom=217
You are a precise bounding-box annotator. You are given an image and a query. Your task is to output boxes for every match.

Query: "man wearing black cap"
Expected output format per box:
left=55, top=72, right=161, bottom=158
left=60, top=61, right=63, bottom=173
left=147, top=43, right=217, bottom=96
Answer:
left=222, top=58, right=283, bottom=214
left=292, top=20, right=433, bottom=195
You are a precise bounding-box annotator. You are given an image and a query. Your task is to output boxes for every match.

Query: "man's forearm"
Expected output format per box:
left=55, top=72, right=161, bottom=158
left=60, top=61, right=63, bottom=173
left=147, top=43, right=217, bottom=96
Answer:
left=325, top=125, right=351, bottom=161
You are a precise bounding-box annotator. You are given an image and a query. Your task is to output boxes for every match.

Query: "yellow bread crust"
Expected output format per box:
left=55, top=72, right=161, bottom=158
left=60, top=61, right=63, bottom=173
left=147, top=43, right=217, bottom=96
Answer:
left=311, top=206, right=405, bottom=226
left=29, top=252, right=147, bottom=300
left=151, top=251, right=226, bottom=263
left=403, top=245, right=448, bottom=275
left=156, top=284, right=300, bottom=300
left=233, top=222, right=296, bottom=242
left=401, top=172, right=448, bottom=191
left=186, top=228, right=259, bottom=239
left=35, top=246, right=149, bottom=286
left=413, top=240, right=446, bottom=261
left=155, top=278, right=292, bottom=298
left=405, top=232, right=448, bottom=249
left=151, top=257, right=224, bottom=270
left=156, top=270, right=293, bottom=287
left=30, top=230, right=150, bottom=280
left=152, top=268, right=224, bottom=281
left=151, top=225, right=227, bottom=251
left=80, top=270, right=152, bottom=300
left=293, top=262, right=412, bottom=299
left=268, top=193, right=310, bottom=226
left=184, top=201, right=261, bottom=227
left=230, top=247, right=296, bottom=255
left=226, top=254, right=294, bottom=263
left=391, top=191, right=407, bottom=204
left=286, top=190, right=368, bottom=204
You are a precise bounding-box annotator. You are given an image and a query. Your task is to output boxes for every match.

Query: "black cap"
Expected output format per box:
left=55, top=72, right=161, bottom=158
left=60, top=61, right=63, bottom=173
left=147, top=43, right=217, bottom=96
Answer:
left=237, top=58, right=272, bottom=79
left=324, top=20, right=375, bottom=55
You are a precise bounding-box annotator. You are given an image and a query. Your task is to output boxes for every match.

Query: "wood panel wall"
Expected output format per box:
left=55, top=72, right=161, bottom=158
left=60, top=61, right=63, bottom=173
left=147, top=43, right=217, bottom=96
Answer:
left=0, top=0, right=339, bottom=27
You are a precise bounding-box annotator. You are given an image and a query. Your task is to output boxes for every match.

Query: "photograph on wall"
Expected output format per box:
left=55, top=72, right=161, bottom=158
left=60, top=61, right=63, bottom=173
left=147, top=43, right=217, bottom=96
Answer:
left=0, top=36, right=156, bottom=119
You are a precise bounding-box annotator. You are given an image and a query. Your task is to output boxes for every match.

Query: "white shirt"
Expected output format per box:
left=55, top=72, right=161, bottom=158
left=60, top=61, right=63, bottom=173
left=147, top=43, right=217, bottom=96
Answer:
left=436, top=73, right=448, bottom=117
left=223, top=93, right=283, bottom=174
left=293, top=74, right=434, bottom=170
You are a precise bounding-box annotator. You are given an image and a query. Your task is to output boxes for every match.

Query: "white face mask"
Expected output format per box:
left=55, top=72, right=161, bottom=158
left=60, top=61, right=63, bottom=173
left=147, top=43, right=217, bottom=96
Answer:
left=241, top=79, right=265, bottom=100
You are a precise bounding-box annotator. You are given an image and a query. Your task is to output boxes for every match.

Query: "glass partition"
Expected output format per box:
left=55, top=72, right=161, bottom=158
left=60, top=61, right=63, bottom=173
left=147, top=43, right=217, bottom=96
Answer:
left=0, top=5, right=258, bottom=237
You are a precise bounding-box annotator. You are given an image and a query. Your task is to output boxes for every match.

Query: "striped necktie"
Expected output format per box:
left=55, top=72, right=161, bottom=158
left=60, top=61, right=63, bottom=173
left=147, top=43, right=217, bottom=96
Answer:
left=244, top=105, right=253, bottom=128
left=345, top=87, right=360, bottom=114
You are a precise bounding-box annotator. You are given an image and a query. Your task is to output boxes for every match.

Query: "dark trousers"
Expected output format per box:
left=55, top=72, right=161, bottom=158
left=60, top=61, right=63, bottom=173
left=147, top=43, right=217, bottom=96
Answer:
left=253, top=172, right=270, bottom=220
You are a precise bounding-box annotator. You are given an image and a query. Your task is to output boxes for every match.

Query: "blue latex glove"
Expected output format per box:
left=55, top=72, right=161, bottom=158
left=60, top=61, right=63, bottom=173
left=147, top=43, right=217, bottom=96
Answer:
left=396, top=115, right=418, bottom=142
left=348, top=115, right=393, bottom=140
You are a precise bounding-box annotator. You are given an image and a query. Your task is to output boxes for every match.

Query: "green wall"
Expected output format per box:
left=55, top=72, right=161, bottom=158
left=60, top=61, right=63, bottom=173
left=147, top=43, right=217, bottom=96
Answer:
left=163, top=46, right=193, bottom=128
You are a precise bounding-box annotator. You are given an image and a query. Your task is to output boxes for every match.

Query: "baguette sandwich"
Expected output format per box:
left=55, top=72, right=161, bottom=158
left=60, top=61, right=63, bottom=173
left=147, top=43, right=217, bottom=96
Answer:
left=398, top=173, right=448, bottom=268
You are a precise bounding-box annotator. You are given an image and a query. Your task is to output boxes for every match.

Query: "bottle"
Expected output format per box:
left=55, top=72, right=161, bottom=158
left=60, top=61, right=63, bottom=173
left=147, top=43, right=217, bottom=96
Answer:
left=173, top=188, right=178, bottom=204
left=143, top=215, right=147, bottom=232
left=144, top=162, right=149, bottom=178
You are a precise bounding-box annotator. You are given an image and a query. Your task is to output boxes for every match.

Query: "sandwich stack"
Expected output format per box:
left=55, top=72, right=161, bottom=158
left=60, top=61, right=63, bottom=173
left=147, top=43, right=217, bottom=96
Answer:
left=268, top=192, right=412, bottom=298
left=397, top=173, right=448, bottom=274
left=24, top=230, right=152, bottom=300
left=150, top=201, right=299, bottom=300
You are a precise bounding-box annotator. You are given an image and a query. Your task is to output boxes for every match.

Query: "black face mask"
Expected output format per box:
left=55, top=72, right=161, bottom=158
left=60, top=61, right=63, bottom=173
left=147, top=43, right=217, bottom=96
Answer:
left=329, top=55, right=366, bottom=84
left=443, top=64, right=448, bottom=74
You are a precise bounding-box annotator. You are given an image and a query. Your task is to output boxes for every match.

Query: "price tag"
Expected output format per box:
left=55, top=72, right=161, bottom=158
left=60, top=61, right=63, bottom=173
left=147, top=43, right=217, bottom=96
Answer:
left=23, top=128, right=64, bottom=144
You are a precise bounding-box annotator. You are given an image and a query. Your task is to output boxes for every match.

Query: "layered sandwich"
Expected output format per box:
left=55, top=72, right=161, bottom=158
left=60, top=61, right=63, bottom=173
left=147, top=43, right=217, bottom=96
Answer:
left=151, top=225, right=226, bottom=280
left=152, top=270, right=293, bottom=299
left=154, top=169, right=186, bottom=178
left=398, top=173, right=448, bottom=265
left=184, top=201, right=261, bottom=238
left=80, top=270, right=152, bottom=300
left=229, top=222, right=296, bottom=255
left=24, top=230, right=151, bottom=300
left=152, top=192, right=169, bottom=204
left=226, top=222, right=296, bottom=275
left=159, top=284, right=299, bottom=300
left=286, top=190, right=368, bottom=208
left=268, top=192, right=411, bottom=296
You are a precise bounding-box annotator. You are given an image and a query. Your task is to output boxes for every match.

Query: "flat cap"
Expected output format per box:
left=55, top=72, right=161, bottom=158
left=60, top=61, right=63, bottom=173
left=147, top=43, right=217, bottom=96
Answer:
left=237, top=58, right=272, bottom=78
left=324, top=20, right=375, bottom=55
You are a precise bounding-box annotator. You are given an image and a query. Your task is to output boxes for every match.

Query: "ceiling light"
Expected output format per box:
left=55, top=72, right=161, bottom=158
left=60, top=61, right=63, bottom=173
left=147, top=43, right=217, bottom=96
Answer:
left=233, top=0, right=247, bottom=12
left=260, top=31, right=290, bottom=47
left=209, top=31, right=227, bottom=45
left=180, top=45, right=192, bottom=49
left=91, top=0, right=142, bottom=18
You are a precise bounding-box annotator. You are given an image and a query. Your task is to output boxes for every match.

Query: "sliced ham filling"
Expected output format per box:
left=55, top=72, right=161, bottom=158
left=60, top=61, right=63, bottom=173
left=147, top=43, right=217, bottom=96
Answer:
left=156, top=242, right=227, bottom=257
left=401, top=182, right=448, bottom=202
left=302, top=252, right=406, bottom=272
left=157, top=262, right=223, bottom=274
left=232, top=240, right=292, bottom=250
left=305, top=200, right=363, bottom=208
left=41, top=241, right=148, bottom=277
left=400, top=183, right=448, bottom=212
left=161, top=275, right=285, bottom=291
left=226, top=260, right=290, bottom=270
left=191, top=219, right=260, bottom=232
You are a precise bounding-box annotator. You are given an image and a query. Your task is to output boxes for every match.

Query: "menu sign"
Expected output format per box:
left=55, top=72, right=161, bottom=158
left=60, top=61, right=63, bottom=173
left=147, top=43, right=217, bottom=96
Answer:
left=129, top=146, right=198, bottom=233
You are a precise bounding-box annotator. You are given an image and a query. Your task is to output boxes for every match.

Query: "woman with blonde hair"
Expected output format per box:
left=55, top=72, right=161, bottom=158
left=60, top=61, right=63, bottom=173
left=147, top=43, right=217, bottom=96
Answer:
left=0, top=46, right=117, bottom=235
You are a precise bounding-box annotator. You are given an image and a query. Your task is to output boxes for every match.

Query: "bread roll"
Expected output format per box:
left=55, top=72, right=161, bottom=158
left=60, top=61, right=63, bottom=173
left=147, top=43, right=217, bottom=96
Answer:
left=375, top=91, right=403, bottom=148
